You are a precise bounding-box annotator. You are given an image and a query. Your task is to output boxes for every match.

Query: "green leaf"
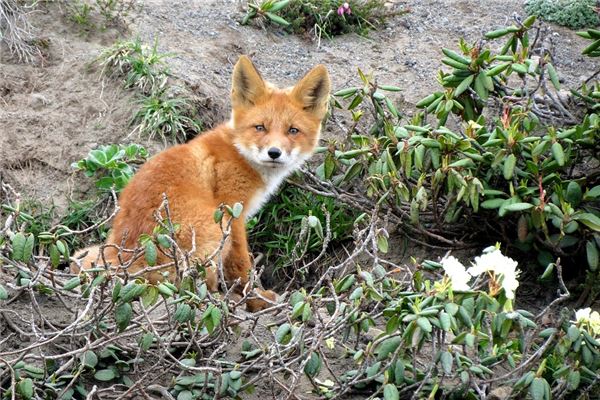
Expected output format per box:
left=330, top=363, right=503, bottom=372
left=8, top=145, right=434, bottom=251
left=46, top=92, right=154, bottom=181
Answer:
left=503, top=202, right=534, bottom=212
left=232, top=202, right=243, bottom=218
left=485, top=28, right=512, bottom=39
left=376, top=337, right=401, bottom=361
left=177, top=391, right=193, bottom=400
left=0, top=285, right=7, bottom=300
left=378, top=85, right=402, bottom=92
left=17, top=378, right=34, bottom=400
left=439, top=312, right=451, bottom=331
left=486, top=62, right=510, bottom=77
left=454, top=74, right=474, bottom=96
left=264, top=12, right=290, bottom=26
left=416, top=317, right=432, bottom=333
left=567, top=325, right=580, bottom=342
left=63, top=277, right=81, bottom=291
left=546, top=63, right=560, bottom=90
left=551, top=142, right=565, bottom=166
left=139, top=332, right=154, bottom=351
left=440, top=351, right=453, bottom=375
left=115, top=303, right=133, bottom=332
left=481, top=198, right=505, bottom=209
left=275, top=323, right=291, bottom=344
left=175, top=303, right=193, bottom=324
left=94, top=369, right=116, bottom=381
left=572, top=213, right=600, bottom=231
left=12, top=232, right=26, bottom=262
left=503, top=154, right=516, bottom=180
left=377, top=234, right=389, bottom=253
left=144, top=241, right=157, bottom=266
left=567, top=370, right=581, bottom=391
left=586, top=240, right=599, bottom=271
left=82, top=351, right=98, bottom=368
left=529, top=377, right=545, bottom=400
left=566, top=181, right=582, bottom=206
left=304, top=352, right=322, bottom=377
left=50, top=244, right=60, bottom=267
left=383, top=384, right=399, bottom=400
left=584, top=185, right=600, bottom=201
left=141, top=286, right=159, bottom=307
left=269, top=0, right=290, bottom=12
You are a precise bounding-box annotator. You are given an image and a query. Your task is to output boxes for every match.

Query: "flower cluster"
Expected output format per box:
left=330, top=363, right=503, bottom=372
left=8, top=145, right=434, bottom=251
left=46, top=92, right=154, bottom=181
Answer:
left=574, top=307, right=600, bottom=337
left=440, top=246, right=520, bottom=301
left=337, top=2, right=352, bottom=16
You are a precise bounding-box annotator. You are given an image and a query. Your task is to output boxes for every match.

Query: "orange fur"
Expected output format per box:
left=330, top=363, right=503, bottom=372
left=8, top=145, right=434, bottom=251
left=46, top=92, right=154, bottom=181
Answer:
left=72, top=56, right=330, bottom=311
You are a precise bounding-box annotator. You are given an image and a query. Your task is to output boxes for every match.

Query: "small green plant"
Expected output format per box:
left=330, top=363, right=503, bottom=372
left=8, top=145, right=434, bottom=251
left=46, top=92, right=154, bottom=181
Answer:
left=64, top=0, right=138, bottom=31
left=66, top=0, right=94, bottom=28
left=248, top=183, right=356, bottom=281
left=243, top=0, right=395, bottom=42
left=525, top=0, right=600, bottom=29
left=72, top=143, right=148, bottom=192
left=96, top=37, right=171, bottom=94
left=130, top=90, right=202, bottom=144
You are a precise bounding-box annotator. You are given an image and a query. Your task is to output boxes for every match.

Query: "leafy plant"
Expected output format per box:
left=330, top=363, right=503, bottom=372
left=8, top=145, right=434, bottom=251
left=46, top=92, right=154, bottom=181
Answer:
left=243, top=0, right=396, bottom=42
left=64, top=0, right=138, bottom=31
left=96, top=37, right=171, bottom=94
left=524, top=0, right=600, bottom=29
left=325, top=17, right=600, bottom=284
left=248, top=183, right=356, bottom=282
left=130, top=89, right=202, bottom=144
left=72, top=143, right=148, bottom=192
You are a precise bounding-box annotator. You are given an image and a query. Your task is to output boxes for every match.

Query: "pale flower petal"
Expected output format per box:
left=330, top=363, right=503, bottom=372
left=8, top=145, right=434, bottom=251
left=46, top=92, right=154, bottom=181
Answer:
left=469, top=249, right=520, bottom=299
left=575, top=307, right=592, bottom=323
left=441, top=256, right=471, bottom=291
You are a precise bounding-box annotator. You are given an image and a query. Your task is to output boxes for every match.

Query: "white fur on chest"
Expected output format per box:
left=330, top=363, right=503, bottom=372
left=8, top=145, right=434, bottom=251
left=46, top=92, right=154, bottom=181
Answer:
left=234, top=144, right=310, bottom=218
left=244, top=171, right=287, bottom=218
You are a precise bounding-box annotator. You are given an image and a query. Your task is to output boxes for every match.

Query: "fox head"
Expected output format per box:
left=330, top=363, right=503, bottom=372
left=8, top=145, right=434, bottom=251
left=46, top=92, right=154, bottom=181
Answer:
left=229, top=56, right=330, bottom=179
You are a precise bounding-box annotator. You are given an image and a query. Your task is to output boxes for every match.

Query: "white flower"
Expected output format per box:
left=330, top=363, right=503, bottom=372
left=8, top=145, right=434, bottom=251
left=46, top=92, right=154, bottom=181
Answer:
left=575, top=307, right=600, bottom=337
left=575, top=307, right=592, bottom=323
left=468, top=248, right=520, bottom=300
left=441, top=256, right=471, bottom=291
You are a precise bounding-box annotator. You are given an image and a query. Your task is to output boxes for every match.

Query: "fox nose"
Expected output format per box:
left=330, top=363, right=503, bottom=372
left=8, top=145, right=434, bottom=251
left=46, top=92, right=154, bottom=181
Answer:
left=267, top=147, right=282, bottom=160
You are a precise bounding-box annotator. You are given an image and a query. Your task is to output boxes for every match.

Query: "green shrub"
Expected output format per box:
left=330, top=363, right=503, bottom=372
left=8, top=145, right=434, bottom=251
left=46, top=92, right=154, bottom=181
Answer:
left=96, top=37, right=171, bottom=94
left=65, top=0, right=138, bottom=30
left=326, top=16, right=600, bottom=283
left=130, top=90, right=202, bottom=144
left=72, top=143, right=148, bottom=192
left=248, top=183, right=356, bottom=282
left=525, top=0, right=600, bottom=29
left=242, top=0, right=396, bottom=41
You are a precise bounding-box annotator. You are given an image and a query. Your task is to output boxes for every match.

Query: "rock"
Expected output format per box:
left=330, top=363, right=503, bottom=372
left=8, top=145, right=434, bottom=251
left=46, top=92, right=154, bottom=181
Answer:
left=28, top=94, right=50, bottom=110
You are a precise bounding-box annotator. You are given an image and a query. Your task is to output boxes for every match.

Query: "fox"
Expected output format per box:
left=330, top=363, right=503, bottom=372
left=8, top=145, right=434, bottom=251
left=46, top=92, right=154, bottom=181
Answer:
left=72, top=56, right=331, bottom=311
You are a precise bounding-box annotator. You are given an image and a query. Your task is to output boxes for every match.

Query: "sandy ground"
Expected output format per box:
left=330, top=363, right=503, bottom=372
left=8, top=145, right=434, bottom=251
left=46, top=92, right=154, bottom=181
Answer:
left=0, top=0, right=595, bottom=211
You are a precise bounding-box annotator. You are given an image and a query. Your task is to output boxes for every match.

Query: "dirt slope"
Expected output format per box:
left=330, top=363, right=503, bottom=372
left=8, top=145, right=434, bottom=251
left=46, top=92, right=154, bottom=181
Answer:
left=0, top=0, right=595, bottom=208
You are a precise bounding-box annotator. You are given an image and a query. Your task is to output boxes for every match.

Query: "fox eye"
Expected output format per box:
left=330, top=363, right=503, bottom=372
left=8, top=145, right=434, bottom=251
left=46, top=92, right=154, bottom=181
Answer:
left=288, top=127, right=299, bottom=135
left=255, top=125, right=266, bottom=132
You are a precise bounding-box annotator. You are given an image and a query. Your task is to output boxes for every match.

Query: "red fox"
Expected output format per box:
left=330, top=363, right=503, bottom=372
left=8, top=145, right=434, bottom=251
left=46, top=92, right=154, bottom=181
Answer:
left=73, top=56, right=331, bottom=311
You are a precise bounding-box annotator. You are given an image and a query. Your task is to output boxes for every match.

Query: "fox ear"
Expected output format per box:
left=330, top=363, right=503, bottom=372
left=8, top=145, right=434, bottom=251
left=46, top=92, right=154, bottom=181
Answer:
left=231, top=55, right=266, bottom=107
left=291, top=65, right=331, bottom=119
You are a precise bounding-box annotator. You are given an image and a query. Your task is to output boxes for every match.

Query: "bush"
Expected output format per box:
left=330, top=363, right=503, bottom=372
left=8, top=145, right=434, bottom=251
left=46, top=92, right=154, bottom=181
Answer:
left=96, top=37, right=171, bottom=94
left=248, top=183, right=356, bottom=283
left=242, top=0, right=397, bottom=42
left=324, top=17, right=600, bottom=287
left=525, top=0, right=600, bottom=29
left=72, top=143, right=148, bottom=193
left=64, top=0, right=138, bottom=31
left=130, top=89, right=202, bottom=144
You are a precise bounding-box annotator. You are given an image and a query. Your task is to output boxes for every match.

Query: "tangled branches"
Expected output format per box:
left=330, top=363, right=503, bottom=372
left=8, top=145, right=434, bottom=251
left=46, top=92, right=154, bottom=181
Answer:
left=0, top=0, right=39, bottom=63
